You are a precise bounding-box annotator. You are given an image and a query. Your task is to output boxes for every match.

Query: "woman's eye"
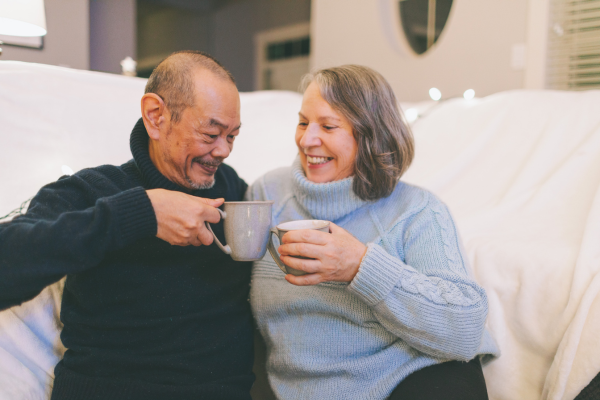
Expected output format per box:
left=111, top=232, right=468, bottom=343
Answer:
left=298, top=122, right=308, bottom=127
left=324, top=125, right=336, bottom=130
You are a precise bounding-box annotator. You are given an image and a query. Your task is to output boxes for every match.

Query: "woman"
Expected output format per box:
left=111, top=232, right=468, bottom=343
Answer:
left=246, top=65, right=499, bottom=400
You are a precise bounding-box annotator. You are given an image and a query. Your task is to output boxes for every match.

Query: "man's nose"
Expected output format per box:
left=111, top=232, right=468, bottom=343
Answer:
left=211, top=137, right=231, bottom=159
left=299, top=124, right=322, bottom=148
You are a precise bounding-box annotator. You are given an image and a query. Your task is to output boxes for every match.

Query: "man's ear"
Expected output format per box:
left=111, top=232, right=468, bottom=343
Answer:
left=141, top=93, right=167, bottom=140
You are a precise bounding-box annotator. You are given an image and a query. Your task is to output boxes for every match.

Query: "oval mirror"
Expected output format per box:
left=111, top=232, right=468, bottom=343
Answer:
left=399, top=0, right=453, bottom=55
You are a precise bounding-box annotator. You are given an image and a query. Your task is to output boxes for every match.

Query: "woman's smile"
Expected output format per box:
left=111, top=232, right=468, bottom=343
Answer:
left=306, top=154, right=333, bottom=166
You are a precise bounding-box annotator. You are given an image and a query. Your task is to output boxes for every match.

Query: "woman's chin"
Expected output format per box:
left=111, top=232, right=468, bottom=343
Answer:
left=305, top=170, right=335, bottom=183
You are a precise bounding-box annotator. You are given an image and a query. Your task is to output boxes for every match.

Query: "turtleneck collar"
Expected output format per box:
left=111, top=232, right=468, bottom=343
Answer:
left=129, top=118, right=226, bottom=198
left=291, top=157, right=369, bottom=221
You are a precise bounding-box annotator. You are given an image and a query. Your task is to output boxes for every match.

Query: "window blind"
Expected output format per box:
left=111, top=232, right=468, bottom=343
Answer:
left=547, top=0, right=600, bottom=90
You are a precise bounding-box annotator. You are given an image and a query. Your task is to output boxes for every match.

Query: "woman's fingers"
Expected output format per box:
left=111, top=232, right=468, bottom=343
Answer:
left=281, top=229, right=330, bottom=245
left=278, top=242, right=323, bottom=259
left=285, top=273, right=322, bottom=286
left=280, top=255, right=321, bottom=273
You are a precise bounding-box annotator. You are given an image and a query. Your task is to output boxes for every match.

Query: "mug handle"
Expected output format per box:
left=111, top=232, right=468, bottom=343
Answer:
left=205, top=208, right=232, bottom=255
left=267, top=228, right=288, bottom=274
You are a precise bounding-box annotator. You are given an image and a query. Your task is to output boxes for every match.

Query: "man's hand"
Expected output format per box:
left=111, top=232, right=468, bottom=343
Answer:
left=146, top=189, right=224, bottom=246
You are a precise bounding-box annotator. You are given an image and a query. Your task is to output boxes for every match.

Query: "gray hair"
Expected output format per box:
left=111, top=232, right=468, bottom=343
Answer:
left=144, top=50, right=235, bottom=123
left=299, top=65, right=414, bottom=201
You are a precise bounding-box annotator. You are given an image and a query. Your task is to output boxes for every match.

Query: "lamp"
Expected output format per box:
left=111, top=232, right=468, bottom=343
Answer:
left=0, top=0, right=46, bottom=36
left=0, top=0, right=47, bottom=56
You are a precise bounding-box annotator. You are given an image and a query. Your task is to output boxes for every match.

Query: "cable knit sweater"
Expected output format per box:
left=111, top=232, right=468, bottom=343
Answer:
left=246, top=158, right=499, bottom=400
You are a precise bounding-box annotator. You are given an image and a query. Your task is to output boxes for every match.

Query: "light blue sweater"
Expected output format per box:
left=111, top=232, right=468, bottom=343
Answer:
left=247, top=158, right=499, bottom=400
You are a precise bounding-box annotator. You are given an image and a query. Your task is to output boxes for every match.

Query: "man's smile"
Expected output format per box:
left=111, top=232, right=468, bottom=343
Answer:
left=193, top=157, right=222, bottom=174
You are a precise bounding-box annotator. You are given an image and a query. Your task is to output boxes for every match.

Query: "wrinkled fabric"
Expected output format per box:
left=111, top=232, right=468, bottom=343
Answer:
left=403, top=90, right=600, bottom=400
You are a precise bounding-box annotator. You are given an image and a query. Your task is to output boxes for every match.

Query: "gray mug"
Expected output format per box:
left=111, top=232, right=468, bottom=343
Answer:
left=205, top=201, right=274, bottom=261
left=267, top=220, right=330, bottom=276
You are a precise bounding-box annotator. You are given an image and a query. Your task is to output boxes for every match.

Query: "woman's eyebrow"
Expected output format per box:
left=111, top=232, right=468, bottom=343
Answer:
left=298, top=112, right=341, bottom=123
left=318, top=116, right=341, bottom=123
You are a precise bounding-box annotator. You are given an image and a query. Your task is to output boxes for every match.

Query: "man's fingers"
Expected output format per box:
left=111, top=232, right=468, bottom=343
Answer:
left=189, top=234, right=202, bottom=247
left=197, top=197, right=224, bottom=207
left=202, top=205, right=223, bottom=224
left=197, top=226, right=215, bottom=246
left=285, top=273, right=322, bottom=286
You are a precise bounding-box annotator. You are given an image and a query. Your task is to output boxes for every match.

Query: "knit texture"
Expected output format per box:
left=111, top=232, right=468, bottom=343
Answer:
left=0, top=118, right=254, bottom=400
left=247, top=158, right=499, bottom=400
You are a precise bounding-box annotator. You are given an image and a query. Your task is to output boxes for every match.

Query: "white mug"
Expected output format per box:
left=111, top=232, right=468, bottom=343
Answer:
left=267, top=220, right=330, bottom=276
left=205, top=201, right=274, bottom=261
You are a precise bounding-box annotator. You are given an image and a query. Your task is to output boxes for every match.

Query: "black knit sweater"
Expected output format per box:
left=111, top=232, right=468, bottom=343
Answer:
left=0, top=119, right=254, bottom=399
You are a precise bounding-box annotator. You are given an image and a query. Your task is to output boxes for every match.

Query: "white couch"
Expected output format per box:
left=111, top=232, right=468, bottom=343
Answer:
left=1, top=61, right=599, bottom=400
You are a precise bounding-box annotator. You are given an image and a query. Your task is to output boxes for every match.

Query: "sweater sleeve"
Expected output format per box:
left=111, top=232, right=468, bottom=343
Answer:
left=0, top=175, right=157, bottom=310
left=347, top=198, right=488, bottom=361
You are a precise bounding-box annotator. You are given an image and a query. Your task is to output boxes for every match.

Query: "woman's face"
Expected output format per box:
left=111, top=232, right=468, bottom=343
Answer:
left=296, top=82, right=358, bottom=183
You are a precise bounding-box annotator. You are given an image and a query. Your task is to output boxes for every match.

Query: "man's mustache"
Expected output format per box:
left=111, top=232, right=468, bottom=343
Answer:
left=192, top=156, right=223, bottom=168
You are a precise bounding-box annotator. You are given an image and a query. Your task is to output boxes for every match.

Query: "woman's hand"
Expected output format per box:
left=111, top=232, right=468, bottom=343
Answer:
left=278, top=222, right=368, bottom=286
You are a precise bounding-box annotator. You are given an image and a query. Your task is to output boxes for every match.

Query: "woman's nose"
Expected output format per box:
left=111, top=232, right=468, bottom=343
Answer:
left=299, top=124, right=322, bottom=148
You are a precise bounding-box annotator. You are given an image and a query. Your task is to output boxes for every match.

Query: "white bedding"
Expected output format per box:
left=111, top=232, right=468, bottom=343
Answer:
left=1, top=61, right=599, bottom=400
left=402, top=91, right=600, bottom=399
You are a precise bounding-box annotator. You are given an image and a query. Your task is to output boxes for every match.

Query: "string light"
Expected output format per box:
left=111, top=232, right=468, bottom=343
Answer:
left=61, top=165, right=74, bottom=176
left=429, top=88, right=442, bottom=101
left=463, top=89, right=475, bottom=100
left=405, top=108, right=419, bottom=123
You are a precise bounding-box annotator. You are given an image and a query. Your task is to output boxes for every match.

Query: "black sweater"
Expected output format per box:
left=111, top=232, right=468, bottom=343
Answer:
left=0, top=119, right=254, bottom=400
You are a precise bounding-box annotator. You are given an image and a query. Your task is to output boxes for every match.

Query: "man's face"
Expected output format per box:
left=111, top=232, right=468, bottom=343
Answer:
left=156, top=70, right=241, bottom=190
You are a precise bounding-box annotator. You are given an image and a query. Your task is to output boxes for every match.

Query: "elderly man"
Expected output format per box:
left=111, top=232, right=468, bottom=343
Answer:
left=0, top=51, right=254, bottom=399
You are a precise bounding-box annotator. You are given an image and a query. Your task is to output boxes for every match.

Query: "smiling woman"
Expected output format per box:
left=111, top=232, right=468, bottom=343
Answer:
left=297, top=65, right=413, bottom=200
left=295, top=82, right=358, bottom=183
left=247, top=64, right=498, bottom=400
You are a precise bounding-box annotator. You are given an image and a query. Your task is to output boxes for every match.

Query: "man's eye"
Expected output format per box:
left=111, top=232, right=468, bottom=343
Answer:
left=205, top=134, right=218, bottom=140
left=227, top=135, right=236, bottom=142
left=298, top=122, right=308, bottom=127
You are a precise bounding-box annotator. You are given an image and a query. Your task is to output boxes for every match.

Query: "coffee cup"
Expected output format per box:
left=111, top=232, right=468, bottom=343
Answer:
left=205, top=201, right=274, bottom=261
left=267, top=220, right=330, bottom=276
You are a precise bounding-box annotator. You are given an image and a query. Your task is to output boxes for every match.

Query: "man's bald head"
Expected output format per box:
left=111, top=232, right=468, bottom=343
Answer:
left=144, top=51, right=236, bottom=123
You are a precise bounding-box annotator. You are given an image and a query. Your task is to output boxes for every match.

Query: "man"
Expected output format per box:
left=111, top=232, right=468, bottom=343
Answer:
left=0, top=51, right=254, bottom=399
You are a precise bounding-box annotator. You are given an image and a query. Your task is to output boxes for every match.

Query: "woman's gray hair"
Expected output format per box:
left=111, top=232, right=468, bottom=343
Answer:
left=299, top=65, right=414, bottom=201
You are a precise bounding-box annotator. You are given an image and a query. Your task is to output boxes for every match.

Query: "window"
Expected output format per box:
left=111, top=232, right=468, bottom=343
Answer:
left=266, top=37, right=310, bottom=61
left=547, top=0, right=600, bottom=90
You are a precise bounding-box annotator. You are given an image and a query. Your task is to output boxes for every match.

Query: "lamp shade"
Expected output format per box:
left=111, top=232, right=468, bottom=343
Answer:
left=0, top=0, right=46, bottom=37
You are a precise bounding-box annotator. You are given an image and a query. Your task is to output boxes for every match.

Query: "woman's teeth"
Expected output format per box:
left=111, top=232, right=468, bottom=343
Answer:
left=307, top=156, right=332, bottom=165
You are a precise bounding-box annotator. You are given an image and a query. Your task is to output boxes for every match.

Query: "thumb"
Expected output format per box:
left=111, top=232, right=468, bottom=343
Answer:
left=328, top=221, right=344, bottom=234
left=197, top=197, right=225, bottom=207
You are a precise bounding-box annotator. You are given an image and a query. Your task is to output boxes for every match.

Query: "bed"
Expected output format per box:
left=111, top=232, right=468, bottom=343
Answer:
left=1, top=61, right=599, bottom=400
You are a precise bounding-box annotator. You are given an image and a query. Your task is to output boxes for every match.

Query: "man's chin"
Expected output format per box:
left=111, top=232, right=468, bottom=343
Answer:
left=186, top=176, right=216, bottom=190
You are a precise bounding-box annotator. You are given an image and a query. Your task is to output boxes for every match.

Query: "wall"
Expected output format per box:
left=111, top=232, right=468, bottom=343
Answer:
left=0, top=0, right=89, bottom=70
left=90, top=0, right=136, bottom=74
left=136, top=0, right=311, bottom=91
left=137, top=3, right=212, bottom=75
left=311, top=0, right=530, bottom=101
left=213, top=0, right=311, bottom=91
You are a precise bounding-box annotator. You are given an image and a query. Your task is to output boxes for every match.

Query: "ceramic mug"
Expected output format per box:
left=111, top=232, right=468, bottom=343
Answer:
left=205, top=201, right=274, bottom=261
left=267, top=220, right=330, bottom=276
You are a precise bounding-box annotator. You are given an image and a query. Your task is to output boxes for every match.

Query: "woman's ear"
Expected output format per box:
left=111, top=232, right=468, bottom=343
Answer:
left=141, top=93, right=166, bottom=140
